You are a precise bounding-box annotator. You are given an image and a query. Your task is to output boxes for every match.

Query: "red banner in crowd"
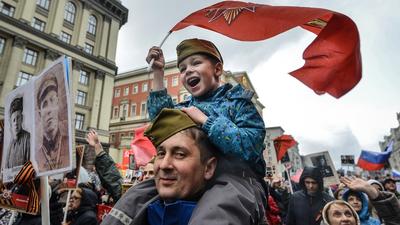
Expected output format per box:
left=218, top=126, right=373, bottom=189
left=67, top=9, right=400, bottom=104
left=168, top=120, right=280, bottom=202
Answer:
left=273, top=135, right=297, bottom=161
left=131, top=126, right=156, bottom=167
left=171, top=1, right=362, bottom=98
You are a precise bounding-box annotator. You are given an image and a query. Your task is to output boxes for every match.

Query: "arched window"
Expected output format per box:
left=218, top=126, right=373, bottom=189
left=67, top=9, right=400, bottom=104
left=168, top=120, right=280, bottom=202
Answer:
left=87, top=15, right=97, bottom=35
left=64, top=2, right=76, bottom=24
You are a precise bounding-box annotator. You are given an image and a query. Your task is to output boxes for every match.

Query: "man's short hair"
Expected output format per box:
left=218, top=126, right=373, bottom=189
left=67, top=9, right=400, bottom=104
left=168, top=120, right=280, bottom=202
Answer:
left=37, top=75, right=58, bottom=107
left=181, top=127, right=217, bottom=163
left=10, top=97, right=23, bottom=115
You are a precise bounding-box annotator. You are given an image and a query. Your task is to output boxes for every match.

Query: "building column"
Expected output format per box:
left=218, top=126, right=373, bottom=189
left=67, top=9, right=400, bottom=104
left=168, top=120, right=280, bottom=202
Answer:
left=0, top=36, right=26, bottom=106
left=76, top=4, right=90, bottom=49
left=98, top=74, right=113, bottom=131
left=19, top=0, right=36, bottom=25
left=99, top=16, right=111, bottom=60
left=44, top=49, right=60, bottom=67
left=49, top=0, right=67, bottom=38
left=89, top=70, right=104, bottom=128
left=106, top=18, right=120, bottom=63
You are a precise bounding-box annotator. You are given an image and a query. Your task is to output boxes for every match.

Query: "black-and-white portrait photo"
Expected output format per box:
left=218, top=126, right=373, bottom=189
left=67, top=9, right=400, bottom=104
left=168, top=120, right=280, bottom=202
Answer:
left=32, top=59, right=72, bottom=176
left=2, top=88, right=34, bottom=182
left=311, top=155, right=334, bottom=177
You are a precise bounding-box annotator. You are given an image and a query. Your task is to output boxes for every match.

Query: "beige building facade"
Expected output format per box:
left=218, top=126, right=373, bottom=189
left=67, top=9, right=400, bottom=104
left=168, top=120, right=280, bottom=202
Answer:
left=380, top=112, right=400, bottom=171
left=0, top=0, right=128, bottom=167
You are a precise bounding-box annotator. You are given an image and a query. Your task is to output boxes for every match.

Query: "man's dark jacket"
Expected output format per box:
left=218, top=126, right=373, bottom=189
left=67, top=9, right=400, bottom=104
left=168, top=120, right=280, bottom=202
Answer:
left=95, top=151, right=123, bottom=201
left=286, top=166, right=334, bottom=225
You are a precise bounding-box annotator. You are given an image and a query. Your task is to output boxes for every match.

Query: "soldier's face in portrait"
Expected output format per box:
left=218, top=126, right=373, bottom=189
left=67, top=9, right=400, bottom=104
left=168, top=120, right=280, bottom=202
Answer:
left=319, top=157, right=327, bottom=166
left=39, top=90, right=59, bottom=140
left=10, top=110, right=23, bottom=139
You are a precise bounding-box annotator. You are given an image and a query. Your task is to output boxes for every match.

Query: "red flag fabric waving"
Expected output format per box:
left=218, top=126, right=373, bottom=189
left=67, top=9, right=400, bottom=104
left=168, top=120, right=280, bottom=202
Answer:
left=273, top=135, right=297, bottom=161
left=171, top=1, right=361, bottom=98
left=131, top=125, right=156, bottom=167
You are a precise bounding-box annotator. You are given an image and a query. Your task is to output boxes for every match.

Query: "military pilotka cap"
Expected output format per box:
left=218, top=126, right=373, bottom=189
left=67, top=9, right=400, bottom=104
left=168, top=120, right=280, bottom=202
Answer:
left=176, top=38, right=223, bottom=66
left=144, top=108, right=197, bottom=147
left=37, top=75, right=58, bottom=105
left=10, top=97, right=23, bottom=114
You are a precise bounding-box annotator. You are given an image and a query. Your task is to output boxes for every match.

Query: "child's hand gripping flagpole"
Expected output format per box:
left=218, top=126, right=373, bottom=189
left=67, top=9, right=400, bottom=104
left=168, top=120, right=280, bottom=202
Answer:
left=146, top=31, right=172, bottom=72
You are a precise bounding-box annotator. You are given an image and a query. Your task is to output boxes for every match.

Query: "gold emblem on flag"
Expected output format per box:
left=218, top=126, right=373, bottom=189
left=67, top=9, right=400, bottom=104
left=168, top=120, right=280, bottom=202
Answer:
left=306, top=18, right=327, bottom=29
left=205, top=6, right=256, bottom=25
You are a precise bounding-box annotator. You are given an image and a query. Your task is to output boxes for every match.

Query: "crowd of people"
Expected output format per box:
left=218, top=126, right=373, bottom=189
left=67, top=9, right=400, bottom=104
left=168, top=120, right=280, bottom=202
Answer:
left=1, top=37, right=399, bottom=225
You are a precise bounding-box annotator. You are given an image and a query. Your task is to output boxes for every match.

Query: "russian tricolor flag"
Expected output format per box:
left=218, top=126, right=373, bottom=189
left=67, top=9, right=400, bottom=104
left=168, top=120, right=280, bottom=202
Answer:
left=357, top=141, right=393, bottom=171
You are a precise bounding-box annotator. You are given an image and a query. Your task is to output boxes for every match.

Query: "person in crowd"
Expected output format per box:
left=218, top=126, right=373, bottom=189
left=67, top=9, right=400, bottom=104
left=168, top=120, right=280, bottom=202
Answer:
left=341, top=176, right=400, bottom=225
left=86, top=129, right=123, bottom=202
left=102, top=109, right=221, bottom=224
left=145, top=38, right=267, bottom=224
left=269, top=176, right=291, bottom=221
left=6, top=96, right=30, bottom=169
left=142, top=158, right=155, bottom=181
left=320, top=200, right=360, bottom=225
left=333, top=184, right=346, bottom=200
left=366, top=179, right=384, bottom=220
left=342, top=189, right=380, bottom=225
left=266, top=194, right=282, bottom=225
left=382, top=178, right=400, bottom=199
left=286, top=166, right=334, bottom=225
left=63, top=187, right=98, bottom=225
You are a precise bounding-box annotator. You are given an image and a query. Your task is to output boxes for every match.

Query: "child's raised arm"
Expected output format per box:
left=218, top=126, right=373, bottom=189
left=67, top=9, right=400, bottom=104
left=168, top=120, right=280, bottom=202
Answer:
left=146, top=46, right=165, bottom=91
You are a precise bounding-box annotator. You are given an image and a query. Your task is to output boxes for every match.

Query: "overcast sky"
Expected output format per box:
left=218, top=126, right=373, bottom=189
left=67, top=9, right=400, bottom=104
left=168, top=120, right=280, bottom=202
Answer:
left=116, top=0, right=400, bottom=169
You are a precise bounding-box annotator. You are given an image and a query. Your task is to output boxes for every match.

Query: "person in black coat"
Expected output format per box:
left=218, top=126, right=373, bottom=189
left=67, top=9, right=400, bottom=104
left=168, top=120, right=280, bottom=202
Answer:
left=286, top=166, right=334, bottom=225
left=65, top=187, right=98, bottom=225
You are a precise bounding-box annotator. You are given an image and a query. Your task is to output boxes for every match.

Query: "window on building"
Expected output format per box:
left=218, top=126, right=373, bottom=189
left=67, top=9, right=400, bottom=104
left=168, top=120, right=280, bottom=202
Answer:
left=163, top=78, right=168, bottom=88
left=84, top=43, right=93, bottom=54
left=75, top=113, right=84, bottom=130
left=16, top=71, right=33, bottom=87
left=114, top=88, right=120, bottom=97
left=110, top=134, right=115, bottom=142
left=79, top=70, right=89, bottom=85
left=142, top=82, right=148, bottom=92
left=60, top=32, right=71, bottom=44
left=124, top=87, right=129, bottom=96
left=0, top=37, right=5, bottom=55
left=32, top=17, right=46, bottom=31
left=0, top=2, right=15, bottom=17
left=132, top=84, right=138, bottom=94
left=23, top=48, right=38, bottom=66
left=130, top=104, right=136, bottom=117
left=113, top=106, right=118, bottom=118
left=64, top=2, right=76, bottom=24
left=121, top=104, right=127, bottom=118
left=76, top=90, right=87, bottom=105
left=172, top=76, right=179, bottom=87
left=87, top=15, right=97, bottom=35
left=141, top=102, right=147, bottom=116
left=129, top=132, right=134, bottom=137
left=36, top=0, right=50, bottom=10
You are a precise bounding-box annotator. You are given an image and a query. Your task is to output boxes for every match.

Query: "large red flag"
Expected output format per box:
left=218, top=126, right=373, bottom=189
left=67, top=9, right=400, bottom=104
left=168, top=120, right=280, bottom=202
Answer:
left=171, top=1, right=361, bottom=98
left=273, top=135, right=297, bottom=161
left=131, top=125, right=156, bottom=167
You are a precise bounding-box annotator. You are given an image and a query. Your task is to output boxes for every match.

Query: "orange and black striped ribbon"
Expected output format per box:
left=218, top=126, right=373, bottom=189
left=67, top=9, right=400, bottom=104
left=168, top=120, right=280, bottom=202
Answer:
left=13, top=161, right=39, bottom=214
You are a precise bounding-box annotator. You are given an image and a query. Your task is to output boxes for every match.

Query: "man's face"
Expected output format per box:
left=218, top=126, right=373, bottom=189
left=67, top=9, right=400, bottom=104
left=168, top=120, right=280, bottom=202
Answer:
left=384, top=180, right=396, bottom=192
left=304, top=177, right=319, bottom=194
left=347, top=194, right=362, bottom=212
left=178, top=54, right=222, bottom=97
left=143, top=163, right=154, bottom=180
left=39, top=90, right=59, bottom=140
left=328, top=204, right=357, bottom=225
left=10, top=110, right=23, bottom=139
left=320, top=157, right=326, bottom=166
left=154, top=131, right=215, bottom=201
